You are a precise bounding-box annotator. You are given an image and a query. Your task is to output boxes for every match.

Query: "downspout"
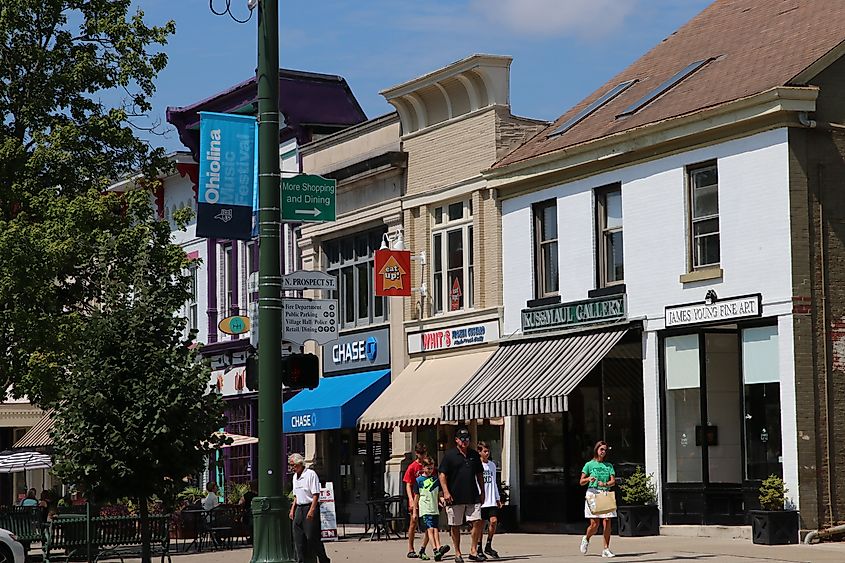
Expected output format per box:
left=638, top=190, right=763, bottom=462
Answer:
left=804, top=523, right=845, bottom=544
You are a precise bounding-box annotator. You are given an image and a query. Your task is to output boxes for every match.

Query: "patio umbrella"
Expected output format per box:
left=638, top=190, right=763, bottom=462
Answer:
left=0, top=451, right=52, bottom=473
left=213, top=432, right=258, bottom=449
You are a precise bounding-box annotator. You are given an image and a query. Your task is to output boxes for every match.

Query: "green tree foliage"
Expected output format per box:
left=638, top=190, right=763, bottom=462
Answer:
left=759, top=475, right=787, bottom=511
left=0, top=0, right=175, bottom=404
left=620, top=466, right=657, bottom=506
left=51, top=190, right=227, bottom=563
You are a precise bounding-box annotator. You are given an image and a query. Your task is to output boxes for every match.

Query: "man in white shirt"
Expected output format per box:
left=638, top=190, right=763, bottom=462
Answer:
left=202, top=482, right=220, bottom=511
left=288, top=453, right=330, bottom=563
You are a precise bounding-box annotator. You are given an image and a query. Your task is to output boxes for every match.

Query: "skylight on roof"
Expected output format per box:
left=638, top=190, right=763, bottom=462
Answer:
left=547, top=79, right=637, bottom=138
left=617, top=59, right=712, bottom=117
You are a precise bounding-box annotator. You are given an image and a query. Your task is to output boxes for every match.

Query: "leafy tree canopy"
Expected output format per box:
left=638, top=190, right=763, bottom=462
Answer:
left=0, top=0, right=175, bottom=404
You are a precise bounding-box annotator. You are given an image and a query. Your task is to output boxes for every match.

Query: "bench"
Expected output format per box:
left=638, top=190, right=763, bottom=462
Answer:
left=43, top=514, right=171, bottom=563
left=0, top=506, right=47, bottom=555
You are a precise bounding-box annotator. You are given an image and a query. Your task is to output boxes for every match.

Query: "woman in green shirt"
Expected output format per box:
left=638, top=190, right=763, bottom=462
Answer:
left=579, top=441, right=616, bottom=558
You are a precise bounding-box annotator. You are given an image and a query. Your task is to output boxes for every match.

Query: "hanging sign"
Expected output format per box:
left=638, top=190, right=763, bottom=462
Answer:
left=281, top=174, right=336, bottom=222
left=374, top=249, right=412, bottom=297
left=218, top=315, right=251, bottom=335
left=449, top=277, right=462, bottom=311
left=197, top=112, right=256, bottom=240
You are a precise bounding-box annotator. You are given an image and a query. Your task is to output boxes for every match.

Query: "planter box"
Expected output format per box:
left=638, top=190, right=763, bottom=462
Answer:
left=750, top=510, right=799, bottom=545
left=617, top=505, right=660, bottom=537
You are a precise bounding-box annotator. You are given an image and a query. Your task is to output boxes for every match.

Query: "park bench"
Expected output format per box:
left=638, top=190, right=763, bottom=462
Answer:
left=43, top=514, right=171, bottom=563
left=0, top=506, right=47, bottom=556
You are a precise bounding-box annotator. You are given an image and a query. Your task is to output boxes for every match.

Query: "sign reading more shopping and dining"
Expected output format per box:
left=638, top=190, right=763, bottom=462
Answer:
left=281, top=174, right=336, bottom=222
left=282, top=299, right=339, bottom=345
left=407, top=320, right=500, bottom=354
left=665, top=293, right=761, bottom=328
left=521, top=295, right=626, bottom=333
left=374, top=249, right=412, bottom=297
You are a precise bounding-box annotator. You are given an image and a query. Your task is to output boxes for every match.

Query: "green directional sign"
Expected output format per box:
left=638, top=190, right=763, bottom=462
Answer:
left=281, top=174, right=336, bottom=222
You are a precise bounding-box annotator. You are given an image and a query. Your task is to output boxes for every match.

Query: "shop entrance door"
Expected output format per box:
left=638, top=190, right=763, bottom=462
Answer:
left=662, top=328, right=781, bottom=525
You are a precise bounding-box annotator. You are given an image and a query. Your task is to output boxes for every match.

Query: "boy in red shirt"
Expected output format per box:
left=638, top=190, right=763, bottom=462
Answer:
left=404, top=442, right=431, bottom=558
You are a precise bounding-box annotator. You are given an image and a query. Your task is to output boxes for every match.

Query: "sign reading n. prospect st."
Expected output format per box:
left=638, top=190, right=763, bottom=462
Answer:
left=521, top=296, right=626, bottom=333
left=283, top=299, right=339, bottom=345
left=282, top=270, right=337, bottom=292
left=281, top=174, right=336, bottom=222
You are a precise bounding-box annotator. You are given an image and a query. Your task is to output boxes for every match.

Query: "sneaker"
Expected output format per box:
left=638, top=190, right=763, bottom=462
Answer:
left=433, top=550, right=443, bottom=562
left=601, top=548, right=616, bottom=558
left=407, top=551, right=419, bottom=559
left=468, top=556, right=482, bottom=562
left=418, top=549, right=430, bottom=561
left=438, top=546, right=450, bottom=557
left=454, top=557, right=464, bottom=563
left=579, top=536, right=589, bottom=555
left=484, top=546, right=499, bottom=558
left=469, top=552, right=487, bottom=562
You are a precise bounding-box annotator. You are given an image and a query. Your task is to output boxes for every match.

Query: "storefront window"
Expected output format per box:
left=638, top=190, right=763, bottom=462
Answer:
left=742, top=326, right=782, bottom=480
left=523, top=414, right=565, bottom=486
left=664, top=335, right=703, bottom=482
left=705, top=333, right=742, bottom=483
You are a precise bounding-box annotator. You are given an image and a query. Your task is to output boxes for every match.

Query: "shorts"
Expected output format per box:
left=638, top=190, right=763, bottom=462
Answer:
left=446, top=503, right=481, bottom=526
left=480, top=506, right=499, bottom=520
left=420, top=514, right=439, bottom=531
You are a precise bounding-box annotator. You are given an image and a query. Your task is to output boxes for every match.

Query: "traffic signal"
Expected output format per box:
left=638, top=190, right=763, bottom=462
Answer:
left=282, top=353, right=320, bottom=390
left=245, top=352, right=259, bottom=392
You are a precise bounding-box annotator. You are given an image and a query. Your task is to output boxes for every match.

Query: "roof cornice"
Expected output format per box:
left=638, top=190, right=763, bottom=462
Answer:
left=485, top=86, right=818, bottom=194
left=380, top=54, right=512, bottom=99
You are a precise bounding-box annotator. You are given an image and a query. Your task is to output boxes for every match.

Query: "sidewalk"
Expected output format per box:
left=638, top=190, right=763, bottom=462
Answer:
left=123, top=532, right=845, bottom=562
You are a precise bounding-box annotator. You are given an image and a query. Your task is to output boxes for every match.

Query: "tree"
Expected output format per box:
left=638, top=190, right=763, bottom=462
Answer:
left=0, top=0, right=175, bottom=404
left=51, top=189, right=227, bottom=563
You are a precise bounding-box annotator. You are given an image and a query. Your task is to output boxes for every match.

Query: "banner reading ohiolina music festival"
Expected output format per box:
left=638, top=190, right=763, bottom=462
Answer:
left=197, top=112, right=257, bottom=240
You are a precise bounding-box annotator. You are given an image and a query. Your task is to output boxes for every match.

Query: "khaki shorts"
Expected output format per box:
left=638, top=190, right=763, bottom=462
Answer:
left=446, top=503, right=481, bottom=526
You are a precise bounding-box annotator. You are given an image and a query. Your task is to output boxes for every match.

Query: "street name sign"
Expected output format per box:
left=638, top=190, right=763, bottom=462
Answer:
left=283, top=299, right=339, bottom=345
left=281, top=174, right=336, bottom=222
left=282, top=270, right=337, bottom=292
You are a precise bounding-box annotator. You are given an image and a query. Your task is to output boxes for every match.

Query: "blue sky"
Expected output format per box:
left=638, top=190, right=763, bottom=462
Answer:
left=136, top=0, right=713, bottom=153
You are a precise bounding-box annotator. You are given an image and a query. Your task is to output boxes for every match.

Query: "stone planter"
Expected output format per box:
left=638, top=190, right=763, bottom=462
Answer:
left=750, top=510, right=799, bottom=545
left=617, top=504, right=660, bottom=537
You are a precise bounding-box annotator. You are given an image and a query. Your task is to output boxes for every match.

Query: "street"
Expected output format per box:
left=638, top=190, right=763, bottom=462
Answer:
left=122, top=533, right=845, bottom=563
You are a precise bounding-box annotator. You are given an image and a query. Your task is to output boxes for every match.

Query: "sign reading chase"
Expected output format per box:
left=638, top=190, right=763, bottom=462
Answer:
left=665, top=294, right=761, bottom=327
left=322, top=327, right=390, bottom=375
left=288, top=412, right=317, bottom=430
left=521, top=296, right=626, bottom=333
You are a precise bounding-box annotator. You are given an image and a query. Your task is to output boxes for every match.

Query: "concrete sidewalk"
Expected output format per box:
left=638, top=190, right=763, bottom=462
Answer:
left=122, top=532, right=845, bottom=562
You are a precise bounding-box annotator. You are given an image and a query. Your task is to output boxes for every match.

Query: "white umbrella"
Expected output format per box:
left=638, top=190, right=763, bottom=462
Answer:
left=0, top=451, right=52, bottom=473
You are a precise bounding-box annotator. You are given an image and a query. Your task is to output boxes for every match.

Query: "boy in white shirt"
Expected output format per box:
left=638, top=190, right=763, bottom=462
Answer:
left=477, top=442, right=502, bottom=559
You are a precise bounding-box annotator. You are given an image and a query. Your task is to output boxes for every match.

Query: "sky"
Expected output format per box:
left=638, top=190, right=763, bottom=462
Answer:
left=134, top=0, right=714, bottom=153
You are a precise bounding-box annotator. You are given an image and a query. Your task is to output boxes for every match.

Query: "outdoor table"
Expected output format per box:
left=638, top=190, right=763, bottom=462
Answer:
left=362, top=497, right=403, bottom=541
left=178, top=508, right=208, bottom=553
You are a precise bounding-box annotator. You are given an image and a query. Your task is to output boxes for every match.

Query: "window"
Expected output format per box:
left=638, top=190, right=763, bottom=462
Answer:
left=742, top=326, right=782, bottom=480
left=533, top=200, right=559, bottom=298
left=689, top=163, right=720, bottom=269
left=222, top=243, right=233, bottom=316
left=596, top=186, right=624, bottom=286
left=188, top=264, right=199, bottom=332
left=324, top=227, right=387, bottom=328
left=432, top=199, right=474, bottom=313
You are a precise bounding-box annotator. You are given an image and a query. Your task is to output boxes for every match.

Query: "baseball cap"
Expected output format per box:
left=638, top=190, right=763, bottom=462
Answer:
left=456, top=428, right=471, bottom=441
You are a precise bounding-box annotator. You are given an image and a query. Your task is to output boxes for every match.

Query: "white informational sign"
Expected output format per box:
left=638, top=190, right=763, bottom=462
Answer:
left=319, top=482, right=338, bottom=542
left=407, top=319, right=500, bottom=354
left=283, top=270, right=337, bottom=292
left=665, top=294, right=761, bottom=327
left=283, top=299, right=339, bottom=345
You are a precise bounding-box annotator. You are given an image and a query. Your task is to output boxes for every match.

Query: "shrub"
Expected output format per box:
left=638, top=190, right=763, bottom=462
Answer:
left=176, top=486, right=205, bottom=506
left=620, top=466, right=657, bottom=506
left=226, top=482, right=251, bottom=505
left=759, top=475, right=787, bottom=511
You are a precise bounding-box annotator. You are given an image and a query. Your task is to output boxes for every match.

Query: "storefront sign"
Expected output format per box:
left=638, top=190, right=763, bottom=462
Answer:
left=320, top=482, right=338, bottom=541
left=218, top=315, right=250, bottom=335
left=322, top=327, right=390, bottom=375
left=197, top=112, right=256, bottom=240
left=521, top=296, right=626, bottom=333
left=665, top=294, right=761, bottom=327
left=283, top=299, right=339, bottom=345
left=407, top=320, right=499, bottom=354
left=282, top=270, right=337, bottom=292
left=288, top=411, right=318, bottom=430
left=374, top=249, right=412, bottom=297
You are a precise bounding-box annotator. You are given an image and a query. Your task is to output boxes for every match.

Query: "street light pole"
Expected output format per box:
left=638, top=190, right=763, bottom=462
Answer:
left=252, top=0, right=294, bottom=561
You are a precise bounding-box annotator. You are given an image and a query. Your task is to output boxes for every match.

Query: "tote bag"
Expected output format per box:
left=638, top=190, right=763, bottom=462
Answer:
left=588, top=491, right=617, bottom=515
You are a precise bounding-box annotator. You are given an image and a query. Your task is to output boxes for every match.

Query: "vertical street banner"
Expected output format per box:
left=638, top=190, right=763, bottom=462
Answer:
left=197, top=112, right=256, bottom=240
left=374, top=249, right=412, bottom=297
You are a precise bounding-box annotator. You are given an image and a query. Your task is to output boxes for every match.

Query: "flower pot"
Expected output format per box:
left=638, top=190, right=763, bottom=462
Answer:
left=617, top=504, right=660, bottom=537
left=750, top=510, right=798, bottom=545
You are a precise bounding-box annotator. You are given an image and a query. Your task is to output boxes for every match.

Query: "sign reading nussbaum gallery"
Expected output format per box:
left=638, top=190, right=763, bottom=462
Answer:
left=521, top=296, right=626, bottom=333
left=197, top=112, right=256, bottom=240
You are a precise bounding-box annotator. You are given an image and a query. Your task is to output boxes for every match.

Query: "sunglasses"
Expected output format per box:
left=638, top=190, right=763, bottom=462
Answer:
left=458, top=436, right=470, bottom=442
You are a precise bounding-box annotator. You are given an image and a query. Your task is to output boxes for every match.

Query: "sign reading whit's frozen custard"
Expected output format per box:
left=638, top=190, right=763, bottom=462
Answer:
left=197, top=112, right=256, bottom=240
left=521, top=296, right=626, bottom=333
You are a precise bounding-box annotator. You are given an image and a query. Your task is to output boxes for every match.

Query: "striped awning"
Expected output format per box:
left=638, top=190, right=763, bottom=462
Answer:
left=215, top=432, right=258, bottom=448
left=442, top=328, right=628, bottom=421
left=14, top=410, right=54, bottom=449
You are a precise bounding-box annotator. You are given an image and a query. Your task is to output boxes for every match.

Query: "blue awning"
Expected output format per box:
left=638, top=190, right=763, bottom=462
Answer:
left=283, top=369, right=390, bottom=433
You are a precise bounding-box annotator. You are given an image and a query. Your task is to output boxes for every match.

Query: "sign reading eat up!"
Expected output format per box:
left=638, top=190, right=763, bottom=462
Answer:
left=374, top=249, right=412, bottom=297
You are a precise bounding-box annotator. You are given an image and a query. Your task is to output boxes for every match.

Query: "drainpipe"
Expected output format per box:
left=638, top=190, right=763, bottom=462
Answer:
left=804, top=523, right=845, bottom=544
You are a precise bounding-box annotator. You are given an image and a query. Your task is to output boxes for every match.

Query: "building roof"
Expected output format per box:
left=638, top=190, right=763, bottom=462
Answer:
left=495, top=0, right=845, bottom=170
left=166, top=69, right=367, bottom=157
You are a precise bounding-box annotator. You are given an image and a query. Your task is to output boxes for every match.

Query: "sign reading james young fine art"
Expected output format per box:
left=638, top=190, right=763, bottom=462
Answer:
left=665, top=294, right=761, bottom=327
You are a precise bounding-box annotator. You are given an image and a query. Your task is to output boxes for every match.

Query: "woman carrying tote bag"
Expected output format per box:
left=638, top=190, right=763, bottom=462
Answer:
left=579, top=441, right=617, bottom=558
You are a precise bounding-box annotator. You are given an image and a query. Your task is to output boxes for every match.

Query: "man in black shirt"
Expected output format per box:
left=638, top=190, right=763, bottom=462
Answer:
left=438, top=428, right=486, bottom=562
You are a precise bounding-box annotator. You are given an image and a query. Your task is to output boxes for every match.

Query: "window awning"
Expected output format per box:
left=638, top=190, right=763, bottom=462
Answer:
left=358, top=350, right=494, bottom=430
left=442, top=328, right=628, bottom=420
left=283, top=369, right=390, bottom=433
left=14, top=409, right=54, bottom=450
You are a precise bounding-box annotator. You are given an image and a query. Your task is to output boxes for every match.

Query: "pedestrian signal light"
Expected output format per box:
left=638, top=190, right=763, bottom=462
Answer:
left=282, top=353, right=319, bottom=390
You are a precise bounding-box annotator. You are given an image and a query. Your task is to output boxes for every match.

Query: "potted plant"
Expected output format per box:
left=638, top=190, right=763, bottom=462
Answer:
left=617, top=466, right=660, bottom=537
left=750, top=475, right=798, bottom=545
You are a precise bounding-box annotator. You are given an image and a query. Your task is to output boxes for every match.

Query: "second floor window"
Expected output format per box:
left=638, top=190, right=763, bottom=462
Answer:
left=324, top=228, right=387, bottom=328
left=432, top=199, right=474, bottom=313
left=689, top=163, right=720, bottom=269
left=222, top=243, right=234, bottom=316
left=596, top=185, right=624, bottom=287
left=534, top=200, right=559, bottom=298
left=189, top=264, right=199, bottom=332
